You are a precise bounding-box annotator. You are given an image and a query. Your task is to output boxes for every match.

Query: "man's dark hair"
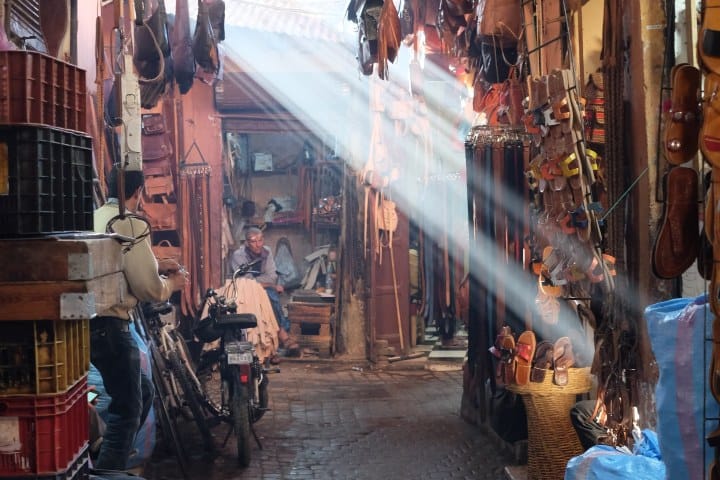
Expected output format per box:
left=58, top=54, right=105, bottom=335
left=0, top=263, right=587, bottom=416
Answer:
left=107, top=166, right=145, bottom=199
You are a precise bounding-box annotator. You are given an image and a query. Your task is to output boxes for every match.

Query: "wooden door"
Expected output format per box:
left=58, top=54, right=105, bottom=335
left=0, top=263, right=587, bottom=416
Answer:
left=367, top=208, right=409, bottom=358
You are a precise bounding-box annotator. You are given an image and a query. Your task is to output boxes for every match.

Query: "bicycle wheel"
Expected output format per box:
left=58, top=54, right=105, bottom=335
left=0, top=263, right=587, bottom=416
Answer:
left=148, top=344, right=190, bottom=478
left=167, top=350, right=216, bottom=453
left=230, top=378, right=252, bottom=467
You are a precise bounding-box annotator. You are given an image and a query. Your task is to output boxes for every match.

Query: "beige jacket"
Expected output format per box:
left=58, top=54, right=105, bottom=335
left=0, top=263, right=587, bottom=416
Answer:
left=94, top=201, right=174, bottom=319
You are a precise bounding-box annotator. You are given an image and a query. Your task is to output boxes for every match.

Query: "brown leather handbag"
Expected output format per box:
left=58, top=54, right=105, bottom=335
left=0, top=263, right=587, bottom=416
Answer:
left=500, top=67, right=526, bottom=127
left=142, top=132, right=174, bottom=161
left=141, top=197, right=178, bottom=231
left=476, top=0, right=522, bottom=45
left=152, top=239, right=182, bottom=262
left=144, top=172, right=175, bottom=198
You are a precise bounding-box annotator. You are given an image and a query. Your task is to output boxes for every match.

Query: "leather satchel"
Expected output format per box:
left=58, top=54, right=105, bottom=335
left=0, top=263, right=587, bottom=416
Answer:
left=142, top=130, right=174, bottom=161
left=498, top=67, right=526, bottom=127
left=142, top=113, right=166, bottom=135
left=141, top=197, right=178, bottom=231
left=145, top=172, right=175, bottom=197
left=193, top=0, right=220, bottom=74
left=476, top=0, right=522, bottom=45
left=473, top=80, right=506, bottom=125
left=152, top=239, right=182, bottom=262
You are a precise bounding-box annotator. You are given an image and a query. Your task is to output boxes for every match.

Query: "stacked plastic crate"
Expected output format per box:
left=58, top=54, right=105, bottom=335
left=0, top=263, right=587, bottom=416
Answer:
left=0, top=51, right=123, bottom=479
left=0, top=50, right=93, bottom=236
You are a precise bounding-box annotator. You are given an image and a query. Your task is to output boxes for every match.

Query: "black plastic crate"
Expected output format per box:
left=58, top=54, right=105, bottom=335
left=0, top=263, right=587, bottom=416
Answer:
left=0, top=125, right=93, bottom=237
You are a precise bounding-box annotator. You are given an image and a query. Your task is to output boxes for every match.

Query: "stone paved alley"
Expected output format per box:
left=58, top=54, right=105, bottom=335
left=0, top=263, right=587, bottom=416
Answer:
left=142, top=360, right=517, bottom=480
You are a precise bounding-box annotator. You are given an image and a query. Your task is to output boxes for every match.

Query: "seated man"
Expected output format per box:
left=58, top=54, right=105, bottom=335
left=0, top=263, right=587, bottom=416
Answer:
left=230, top=227, right=299, bottom=355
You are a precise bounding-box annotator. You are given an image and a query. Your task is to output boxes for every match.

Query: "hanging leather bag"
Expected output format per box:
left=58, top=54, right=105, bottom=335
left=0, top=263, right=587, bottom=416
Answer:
left=141, top=197, right=178, bottom=231
left=172, top=0, right=196, bottom=93
left=152, top=239, right=182, bottom=262
left=476, top=0, right=522, bottom=46
left=193, top=0, right=220, bottom=74
left=498, top=66, right=526, bottom=127
left=133, top=0, right=170, bottom=80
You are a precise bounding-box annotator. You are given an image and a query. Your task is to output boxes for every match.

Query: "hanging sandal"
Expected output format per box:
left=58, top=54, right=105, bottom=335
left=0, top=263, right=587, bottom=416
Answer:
left=663, top=63, right=701, bottom=165
left=700, top=0, right=720, bottom=75
left=651, top=166, right=699, bottom=279
left=701, top=72, right=720, bottom=168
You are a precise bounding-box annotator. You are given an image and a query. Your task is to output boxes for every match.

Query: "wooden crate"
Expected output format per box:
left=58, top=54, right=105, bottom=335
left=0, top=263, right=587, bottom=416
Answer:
left=296, top=334, right=332, bottom=358
left=0, top=272, right=127, bottom=321
left=287, top=302, right=333, bottom=325
left=0, top=236, right=123, bottom=282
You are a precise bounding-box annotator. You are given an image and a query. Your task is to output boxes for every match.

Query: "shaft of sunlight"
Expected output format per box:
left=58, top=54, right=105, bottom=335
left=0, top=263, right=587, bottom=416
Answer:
left=209, top=2, right=640, bottom=362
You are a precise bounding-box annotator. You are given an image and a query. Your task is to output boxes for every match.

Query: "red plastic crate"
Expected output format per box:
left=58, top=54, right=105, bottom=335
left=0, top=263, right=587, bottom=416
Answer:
left=0, top=376, right=89, bottom=477
left=0, top=51, right=87, bottom=133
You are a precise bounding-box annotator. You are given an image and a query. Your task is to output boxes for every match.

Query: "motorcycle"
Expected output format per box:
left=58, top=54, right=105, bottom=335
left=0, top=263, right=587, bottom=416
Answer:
left=193, top=259, right=274, bottom=467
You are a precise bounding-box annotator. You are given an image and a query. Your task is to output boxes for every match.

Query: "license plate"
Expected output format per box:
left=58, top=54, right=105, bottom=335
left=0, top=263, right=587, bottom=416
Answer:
left=227, top=351, right=253, bottom=365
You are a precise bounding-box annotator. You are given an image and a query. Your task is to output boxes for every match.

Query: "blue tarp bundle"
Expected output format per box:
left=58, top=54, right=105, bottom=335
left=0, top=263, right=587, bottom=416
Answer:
left=565, top=430, right=665, bottom=479
left=645, top=294, right=717, bottom=480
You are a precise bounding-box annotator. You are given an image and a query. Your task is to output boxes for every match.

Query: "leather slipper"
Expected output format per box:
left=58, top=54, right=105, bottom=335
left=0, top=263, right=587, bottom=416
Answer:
left=651, top=166, right=699, bottom=279
left=700, top=0, right=720, bottom=75
left=530, top=340, right=554, bottom=382
left=514, top=330, right=536, bottom=386
left=553, top=336, right=574, bottom=386
left=489, top=328, right=516, bottom=385
left=663, top=63, right=701, bottom=165
left=701, top=72, right=720, bottom=168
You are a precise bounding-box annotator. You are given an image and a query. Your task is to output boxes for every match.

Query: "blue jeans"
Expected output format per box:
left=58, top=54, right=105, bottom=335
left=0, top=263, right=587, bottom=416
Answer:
left=265, top=287, right=290, bottom=332
left=90, top=317, right=154, bottom=470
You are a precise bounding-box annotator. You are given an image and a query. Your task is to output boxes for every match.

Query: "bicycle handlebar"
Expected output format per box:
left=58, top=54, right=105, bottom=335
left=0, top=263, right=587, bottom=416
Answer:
left=231, top=258, right=262, bottom=279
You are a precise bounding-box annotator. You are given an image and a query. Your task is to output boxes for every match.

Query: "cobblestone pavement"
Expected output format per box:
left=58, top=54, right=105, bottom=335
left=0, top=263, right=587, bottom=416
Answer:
left=142, top=360, right=515, bottom=480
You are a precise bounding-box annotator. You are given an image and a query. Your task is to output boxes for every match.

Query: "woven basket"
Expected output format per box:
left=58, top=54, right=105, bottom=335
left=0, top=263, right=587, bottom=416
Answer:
left=507, top=367, right=592, bottom=480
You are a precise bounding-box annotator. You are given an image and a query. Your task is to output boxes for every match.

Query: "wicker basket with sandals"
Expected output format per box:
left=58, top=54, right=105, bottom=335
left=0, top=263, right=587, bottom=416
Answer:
left=508, top=366, right=593, bottom=480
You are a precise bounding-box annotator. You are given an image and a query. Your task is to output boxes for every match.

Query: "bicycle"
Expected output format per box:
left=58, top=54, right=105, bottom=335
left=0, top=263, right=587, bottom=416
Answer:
left=136, top=301, right=217, bottom=460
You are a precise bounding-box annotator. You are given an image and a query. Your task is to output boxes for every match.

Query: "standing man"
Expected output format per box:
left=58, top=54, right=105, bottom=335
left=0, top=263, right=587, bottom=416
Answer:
left=93, top=166, right=188, bottom=470
left=230, top=227, right=299, bottom=352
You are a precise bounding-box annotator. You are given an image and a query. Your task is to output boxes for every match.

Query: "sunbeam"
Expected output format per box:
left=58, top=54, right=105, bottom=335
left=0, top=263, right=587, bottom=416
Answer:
left=174, top=1, right=642, bottom=365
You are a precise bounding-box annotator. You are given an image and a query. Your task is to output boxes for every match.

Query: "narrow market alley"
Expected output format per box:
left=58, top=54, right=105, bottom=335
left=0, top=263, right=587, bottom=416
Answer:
left=142, top=359, right=516, bottom=480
